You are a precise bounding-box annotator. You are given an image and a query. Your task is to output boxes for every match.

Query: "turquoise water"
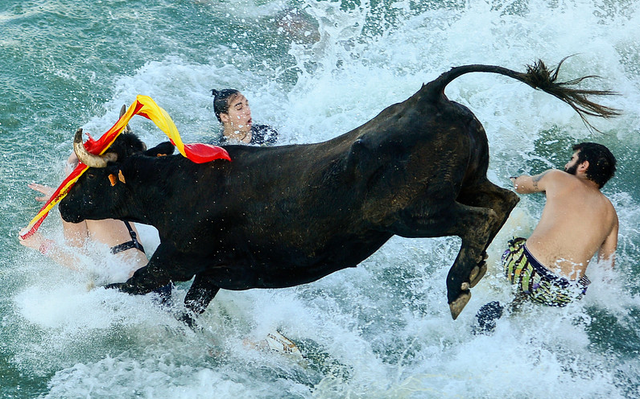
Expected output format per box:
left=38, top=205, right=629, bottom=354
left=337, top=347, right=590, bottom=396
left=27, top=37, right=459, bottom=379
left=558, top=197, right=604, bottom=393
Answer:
left=2, top=0, right=640, bottom=397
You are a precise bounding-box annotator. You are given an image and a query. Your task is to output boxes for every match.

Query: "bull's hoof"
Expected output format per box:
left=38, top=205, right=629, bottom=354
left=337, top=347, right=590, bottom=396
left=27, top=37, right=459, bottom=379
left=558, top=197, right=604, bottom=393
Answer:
left=469, top=262, right=488, bottom=288
left=449, top=291, right=471, bottom=320
left=105, top=282, right=139, bottom=294
left=179, top=311, right=199, bottom=329
left=105, top=282, right=125, bottom=291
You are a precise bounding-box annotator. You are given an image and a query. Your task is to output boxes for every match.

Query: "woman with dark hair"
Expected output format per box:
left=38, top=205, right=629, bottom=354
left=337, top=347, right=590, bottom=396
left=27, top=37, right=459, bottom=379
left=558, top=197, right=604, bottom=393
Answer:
left=19, top=154, right=149, bottom=278
left=211, top=89, right=278, bottom=145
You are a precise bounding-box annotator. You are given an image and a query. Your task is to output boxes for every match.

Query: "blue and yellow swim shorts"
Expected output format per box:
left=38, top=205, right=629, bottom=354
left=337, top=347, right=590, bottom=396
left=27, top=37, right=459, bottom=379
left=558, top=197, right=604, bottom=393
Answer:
left=502, top=238, right=591, bottom=307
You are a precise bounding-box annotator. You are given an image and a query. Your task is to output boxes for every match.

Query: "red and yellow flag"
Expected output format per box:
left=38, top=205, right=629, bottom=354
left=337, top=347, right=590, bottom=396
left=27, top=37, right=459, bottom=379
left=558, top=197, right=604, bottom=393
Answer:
left=20, top=95, right=230, bottom=239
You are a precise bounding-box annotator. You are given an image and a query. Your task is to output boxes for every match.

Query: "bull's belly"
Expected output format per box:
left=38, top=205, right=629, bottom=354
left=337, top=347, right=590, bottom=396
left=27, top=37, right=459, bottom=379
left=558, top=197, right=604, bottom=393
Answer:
left=200, top=257, right=358, bottom=290
left=203, top=242, right=388, bottom=290
left=181, top=231, right=392, bottom=290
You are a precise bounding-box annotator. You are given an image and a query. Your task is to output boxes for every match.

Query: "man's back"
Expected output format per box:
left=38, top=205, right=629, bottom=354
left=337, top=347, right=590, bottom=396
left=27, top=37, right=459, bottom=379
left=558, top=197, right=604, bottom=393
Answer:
left=521, top=169, right=618, bottom=278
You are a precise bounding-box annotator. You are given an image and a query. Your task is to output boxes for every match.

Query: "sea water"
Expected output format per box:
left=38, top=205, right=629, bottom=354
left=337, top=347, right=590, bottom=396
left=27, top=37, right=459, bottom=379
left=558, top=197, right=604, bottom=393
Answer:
left=1, top=0, right=639, bottom=397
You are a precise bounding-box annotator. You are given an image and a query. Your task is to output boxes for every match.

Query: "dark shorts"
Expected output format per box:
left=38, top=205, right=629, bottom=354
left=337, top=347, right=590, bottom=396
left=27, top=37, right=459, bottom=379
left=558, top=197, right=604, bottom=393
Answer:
left=502, top=238, right=590, bottom=307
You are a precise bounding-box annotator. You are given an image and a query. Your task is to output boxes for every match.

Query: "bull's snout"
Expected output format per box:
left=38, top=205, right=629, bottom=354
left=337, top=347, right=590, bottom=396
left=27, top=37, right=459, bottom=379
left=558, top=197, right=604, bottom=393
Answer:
left=58, top=201, right=84, bottom=224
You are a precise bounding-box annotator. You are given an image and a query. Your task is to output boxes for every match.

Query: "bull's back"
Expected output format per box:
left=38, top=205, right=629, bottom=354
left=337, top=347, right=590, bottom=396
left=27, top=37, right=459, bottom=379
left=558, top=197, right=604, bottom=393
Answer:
left=219, top=145, right=379, bottom=245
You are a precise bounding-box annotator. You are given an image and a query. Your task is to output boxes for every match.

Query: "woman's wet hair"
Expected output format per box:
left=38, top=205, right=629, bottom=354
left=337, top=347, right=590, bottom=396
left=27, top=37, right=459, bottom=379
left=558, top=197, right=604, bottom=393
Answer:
left=211, top=89, right=240, bottom=122
left=573, top=142, right=617, bottom=188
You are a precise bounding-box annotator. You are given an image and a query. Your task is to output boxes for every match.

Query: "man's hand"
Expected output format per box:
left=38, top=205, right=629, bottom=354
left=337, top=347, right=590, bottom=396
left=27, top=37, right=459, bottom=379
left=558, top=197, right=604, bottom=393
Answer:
left=18, top=228, right=55, bottom=256
left=28, top=183, right=54, bottom=202
left=18, top=228, right=44, bottom=250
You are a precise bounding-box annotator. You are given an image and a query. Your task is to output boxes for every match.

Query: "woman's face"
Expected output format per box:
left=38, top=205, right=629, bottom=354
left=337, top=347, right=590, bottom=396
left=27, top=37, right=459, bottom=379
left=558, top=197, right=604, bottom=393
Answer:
left=220, top=93, right=252, bottom=135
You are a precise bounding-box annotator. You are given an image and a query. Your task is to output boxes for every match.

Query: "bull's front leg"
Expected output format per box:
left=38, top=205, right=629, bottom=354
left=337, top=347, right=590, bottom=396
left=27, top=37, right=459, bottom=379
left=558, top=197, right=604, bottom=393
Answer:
left=184, top=272, right=221, bottom=314
left=106, top=261, right=172, bottom=295
left=179, top=271, right=222, bottom=327
left=106, top=242, right=195, bottom=295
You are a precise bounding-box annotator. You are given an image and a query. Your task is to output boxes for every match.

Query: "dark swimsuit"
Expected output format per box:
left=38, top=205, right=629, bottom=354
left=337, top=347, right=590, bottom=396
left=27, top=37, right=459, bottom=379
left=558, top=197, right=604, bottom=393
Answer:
left=217, top=124, right=279, bottom=146
left=109, top=221, right=145, bottom=255
left=502, top=237, right=590, bottom=306
left=107, top=222, right=172, bottom=301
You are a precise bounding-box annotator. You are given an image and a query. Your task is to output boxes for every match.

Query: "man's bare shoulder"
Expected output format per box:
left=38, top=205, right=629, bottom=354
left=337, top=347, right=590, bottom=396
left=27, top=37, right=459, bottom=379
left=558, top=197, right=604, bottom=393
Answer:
left=539, top=169, right=580, bottom=188
left=539, top=169, right=570, bottom=181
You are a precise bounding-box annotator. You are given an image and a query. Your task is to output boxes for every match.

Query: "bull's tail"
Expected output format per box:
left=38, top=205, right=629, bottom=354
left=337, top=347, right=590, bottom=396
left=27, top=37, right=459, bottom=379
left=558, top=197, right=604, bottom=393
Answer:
left=423, top=57, right=620, bottom=130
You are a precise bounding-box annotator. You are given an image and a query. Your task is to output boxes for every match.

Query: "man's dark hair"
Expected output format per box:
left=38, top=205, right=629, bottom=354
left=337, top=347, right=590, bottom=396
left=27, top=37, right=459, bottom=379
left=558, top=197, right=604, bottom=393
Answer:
left=572, top=142, right=616, bottom=188
left=211, top=88, right=240, bottom=122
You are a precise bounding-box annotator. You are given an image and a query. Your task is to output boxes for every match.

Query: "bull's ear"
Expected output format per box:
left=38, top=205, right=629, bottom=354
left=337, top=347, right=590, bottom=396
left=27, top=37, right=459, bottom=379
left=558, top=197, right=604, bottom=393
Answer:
left=107, top=170, right=126, bottom=186
left=144, top=141, right=175, bottom=157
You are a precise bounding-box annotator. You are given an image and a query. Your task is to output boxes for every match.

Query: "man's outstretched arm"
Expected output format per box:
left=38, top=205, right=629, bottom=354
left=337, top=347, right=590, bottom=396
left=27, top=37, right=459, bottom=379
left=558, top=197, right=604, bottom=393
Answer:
left=510, top=170, right=553, bottom=194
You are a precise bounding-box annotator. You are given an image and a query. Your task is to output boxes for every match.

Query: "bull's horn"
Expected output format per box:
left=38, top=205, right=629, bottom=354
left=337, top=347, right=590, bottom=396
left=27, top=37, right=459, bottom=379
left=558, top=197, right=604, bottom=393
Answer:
left=119, top=105, right=132, bottom=134
left=73, top=128, right=117, bottom=168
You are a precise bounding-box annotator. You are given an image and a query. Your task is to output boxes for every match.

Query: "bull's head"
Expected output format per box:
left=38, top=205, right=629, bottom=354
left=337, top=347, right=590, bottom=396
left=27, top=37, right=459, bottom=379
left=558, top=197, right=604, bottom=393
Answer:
left=59, top=128, right=174, bottom=224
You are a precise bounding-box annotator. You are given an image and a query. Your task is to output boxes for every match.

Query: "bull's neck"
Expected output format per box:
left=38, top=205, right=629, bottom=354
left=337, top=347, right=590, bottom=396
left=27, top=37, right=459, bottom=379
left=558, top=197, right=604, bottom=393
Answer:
left=120, top=157, right=170, bottom=228
left=121, top=155, right=198, bottom=236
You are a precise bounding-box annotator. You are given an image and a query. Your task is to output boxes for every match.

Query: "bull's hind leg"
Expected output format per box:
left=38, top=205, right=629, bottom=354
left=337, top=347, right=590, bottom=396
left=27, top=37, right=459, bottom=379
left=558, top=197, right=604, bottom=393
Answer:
left=457, top=179, right=520, bottom=287
left=458, top=179, right=520, bottom=244
left=429, top=201, right=505, bottom=320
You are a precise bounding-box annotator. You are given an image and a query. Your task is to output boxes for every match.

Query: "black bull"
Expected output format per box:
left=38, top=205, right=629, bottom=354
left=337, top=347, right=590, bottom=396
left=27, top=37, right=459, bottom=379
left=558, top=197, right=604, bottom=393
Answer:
left=59, top=61, right=616, bottom=320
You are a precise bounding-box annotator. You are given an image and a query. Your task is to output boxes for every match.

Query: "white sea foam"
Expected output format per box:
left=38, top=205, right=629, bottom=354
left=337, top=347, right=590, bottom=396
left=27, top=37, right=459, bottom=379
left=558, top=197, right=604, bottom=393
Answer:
left=7, top=0, right=640, bottom=397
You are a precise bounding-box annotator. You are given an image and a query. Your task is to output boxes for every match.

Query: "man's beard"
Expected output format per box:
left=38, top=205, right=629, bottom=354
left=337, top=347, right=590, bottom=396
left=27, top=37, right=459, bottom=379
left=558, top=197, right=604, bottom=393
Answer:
left=564, top=164, right=578, bottom=175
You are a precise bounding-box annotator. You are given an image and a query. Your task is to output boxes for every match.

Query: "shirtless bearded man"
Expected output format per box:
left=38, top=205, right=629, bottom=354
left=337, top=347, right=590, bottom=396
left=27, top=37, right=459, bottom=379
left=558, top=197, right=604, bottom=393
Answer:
left=476, top=142, right=618, bottom=331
